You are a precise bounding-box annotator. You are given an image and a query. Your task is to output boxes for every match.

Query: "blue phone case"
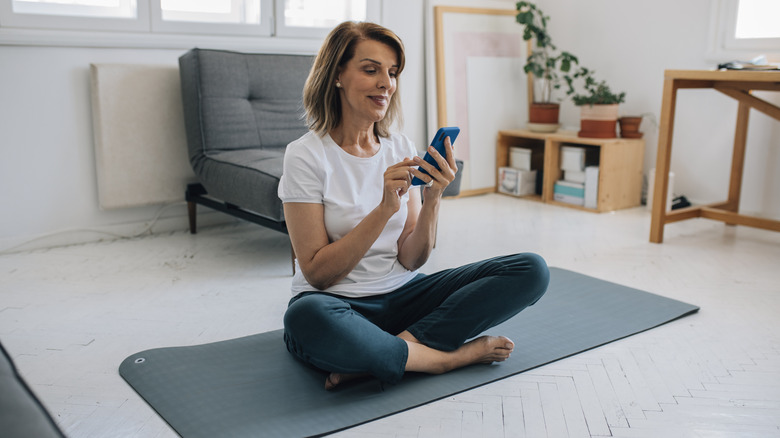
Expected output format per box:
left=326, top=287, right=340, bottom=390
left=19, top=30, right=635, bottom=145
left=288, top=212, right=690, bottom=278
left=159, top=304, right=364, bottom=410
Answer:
left=411, top=126, right=460, bottom=186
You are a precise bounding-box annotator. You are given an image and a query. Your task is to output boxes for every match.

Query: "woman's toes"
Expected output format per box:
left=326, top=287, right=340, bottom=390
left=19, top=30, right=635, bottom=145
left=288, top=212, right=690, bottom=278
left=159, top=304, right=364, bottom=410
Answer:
left=325, top=373, right=340, bottom=390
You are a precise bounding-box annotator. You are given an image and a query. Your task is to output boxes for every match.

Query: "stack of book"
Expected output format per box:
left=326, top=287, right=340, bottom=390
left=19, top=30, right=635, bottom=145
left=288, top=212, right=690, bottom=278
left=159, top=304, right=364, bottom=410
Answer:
left=554, top=146, right=599, bottom=208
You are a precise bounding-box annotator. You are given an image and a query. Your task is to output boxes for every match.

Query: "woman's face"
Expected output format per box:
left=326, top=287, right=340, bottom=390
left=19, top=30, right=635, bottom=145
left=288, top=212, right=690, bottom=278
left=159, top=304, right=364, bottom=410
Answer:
left=336, top=39, right=399, bottom=127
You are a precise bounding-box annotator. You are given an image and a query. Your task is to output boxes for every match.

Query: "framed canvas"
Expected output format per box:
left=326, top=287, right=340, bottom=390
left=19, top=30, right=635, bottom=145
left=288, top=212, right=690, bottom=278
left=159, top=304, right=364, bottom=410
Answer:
left=427, top=5, right=531, bottom=195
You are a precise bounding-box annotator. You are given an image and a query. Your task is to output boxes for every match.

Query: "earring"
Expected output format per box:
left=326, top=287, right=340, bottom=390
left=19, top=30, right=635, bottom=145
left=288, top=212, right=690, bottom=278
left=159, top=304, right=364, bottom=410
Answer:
left=336, top=82, right=342, bottom=88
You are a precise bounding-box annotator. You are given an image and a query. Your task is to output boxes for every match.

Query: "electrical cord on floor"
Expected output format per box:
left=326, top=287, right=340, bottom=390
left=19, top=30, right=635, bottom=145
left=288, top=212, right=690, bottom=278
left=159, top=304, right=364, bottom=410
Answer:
left=0, top=201, right=186, bottom=255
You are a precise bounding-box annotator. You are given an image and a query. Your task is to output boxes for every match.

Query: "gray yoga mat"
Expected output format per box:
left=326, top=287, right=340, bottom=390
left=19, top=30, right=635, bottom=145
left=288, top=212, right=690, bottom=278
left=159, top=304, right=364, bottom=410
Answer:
left=120, top=267, right=698, bottom=437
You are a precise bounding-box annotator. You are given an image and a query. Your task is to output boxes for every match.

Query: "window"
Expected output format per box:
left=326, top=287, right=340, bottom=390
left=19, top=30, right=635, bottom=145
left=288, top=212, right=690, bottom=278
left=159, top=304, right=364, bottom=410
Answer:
left=159, top=0, right=260, bottom=25
left=277, top=0, right=379, bottom=38
left=284, top=0, right=365, bottom=28
left=11, top=0, right=137, bottom=19
left=710, top=0, right=780, bottom=59
left=733, top=0, right=780, bottom=40
left=150, top=0, right=271, bottom=36
left=0, top=0, right=150, bottom=31
left=0, top=0, right=380, bottom=45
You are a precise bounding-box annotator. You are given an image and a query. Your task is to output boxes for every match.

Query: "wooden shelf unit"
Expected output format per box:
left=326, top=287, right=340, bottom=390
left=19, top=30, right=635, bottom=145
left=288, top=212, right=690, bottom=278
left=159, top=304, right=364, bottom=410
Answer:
left=496, top=129, right=645, bottom=212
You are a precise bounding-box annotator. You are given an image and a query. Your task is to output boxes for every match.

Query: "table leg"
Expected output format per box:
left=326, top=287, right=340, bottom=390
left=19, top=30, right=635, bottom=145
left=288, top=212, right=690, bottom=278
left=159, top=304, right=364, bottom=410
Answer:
left=725, top=101, right=750, bottom=223
left=650, top=78, right=678, bottom=243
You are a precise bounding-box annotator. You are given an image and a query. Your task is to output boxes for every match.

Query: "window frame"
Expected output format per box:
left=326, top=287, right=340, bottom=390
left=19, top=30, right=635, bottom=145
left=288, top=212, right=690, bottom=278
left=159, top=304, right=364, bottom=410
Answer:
left=274, top=0, right=381, bottom=39
left=0, top=0, right=150, bottom=32
left=149, top=0, right=272, bottom=37
left=0, top=0, right=379, bottom=48
left=708, top=0, right=780, bottom=61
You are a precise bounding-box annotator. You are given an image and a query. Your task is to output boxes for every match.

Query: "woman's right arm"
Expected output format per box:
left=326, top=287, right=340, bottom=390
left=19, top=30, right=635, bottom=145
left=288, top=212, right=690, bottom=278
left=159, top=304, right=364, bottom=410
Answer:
left=285, top=158, right=417, bottom=290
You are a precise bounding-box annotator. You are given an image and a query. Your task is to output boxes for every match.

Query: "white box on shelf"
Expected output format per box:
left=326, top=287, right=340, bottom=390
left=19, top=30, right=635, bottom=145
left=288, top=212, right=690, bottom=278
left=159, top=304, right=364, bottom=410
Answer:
left=509, top=147, right=532, bottom=171
left=584, top=166, right=599, bottom=209
left=563, top=170, right=586, bottom=184
left=560, top=145, right=586, bottom=171
left=498, top=167, right=537, bottom=196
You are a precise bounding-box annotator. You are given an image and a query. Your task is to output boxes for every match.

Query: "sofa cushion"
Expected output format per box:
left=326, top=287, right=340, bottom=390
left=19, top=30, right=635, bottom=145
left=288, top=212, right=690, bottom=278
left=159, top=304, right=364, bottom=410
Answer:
left=198, top=149, right=286, bottom=222
left=0, top=342, right=65, bottom=438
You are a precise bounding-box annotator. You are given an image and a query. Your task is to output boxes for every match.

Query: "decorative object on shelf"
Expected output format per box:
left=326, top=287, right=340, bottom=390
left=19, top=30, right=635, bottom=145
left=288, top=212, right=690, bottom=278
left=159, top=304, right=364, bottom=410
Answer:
left=566, top=68, right=626, bottom=138
left=496, top=130, right=645, bottom=212
left=515, top=1, right=579, bottom=133
left=431, top=6, right=530, bottom=195
left=618, top=116, right=643, bottom=138
left=578, top=102, right=620, bottom=138
left=498, top=167, right=537, bottom=196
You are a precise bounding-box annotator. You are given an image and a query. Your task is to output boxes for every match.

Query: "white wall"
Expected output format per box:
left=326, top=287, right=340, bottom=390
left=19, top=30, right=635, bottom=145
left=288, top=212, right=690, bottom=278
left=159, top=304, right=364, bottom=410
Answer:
left=0, top=1, right=426, bottom=252
left=1, top=0, right=777, bottom=252
left=540, top=0, right=779, bottom=219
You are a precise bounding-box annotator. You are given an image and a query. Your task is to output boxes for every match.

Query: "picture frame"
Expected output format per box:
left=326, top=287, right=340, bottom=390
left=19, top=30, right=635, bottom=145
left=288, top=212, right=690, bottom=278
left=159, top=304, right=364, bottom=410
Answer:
left=427, top=5, right=532, bottom=195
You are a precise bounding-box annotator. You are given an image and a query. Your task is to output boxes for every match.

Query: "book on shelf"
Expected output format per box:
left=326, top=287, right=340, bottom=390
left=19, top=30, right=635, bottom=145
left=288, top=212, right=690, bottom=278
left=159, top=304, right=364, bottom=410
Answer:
left=554, top=180, right=584, bottom=206
left=584, top=166, right=599, bottom=209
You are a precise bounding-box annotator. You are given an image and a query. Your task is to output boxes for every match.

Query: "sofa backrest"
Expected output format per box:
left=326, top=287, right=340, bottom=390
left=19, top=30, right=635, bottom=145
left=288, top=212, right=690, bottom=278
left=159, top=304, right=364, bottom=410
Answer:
left=179, top=49, right=313, bottom=168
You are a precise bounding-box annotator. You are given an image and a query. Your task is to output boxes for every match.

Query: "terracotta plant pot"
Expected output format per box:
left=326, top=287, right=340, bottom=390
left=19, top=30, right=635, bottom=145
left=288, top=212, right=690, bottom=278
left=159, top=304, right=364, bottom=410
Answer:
left=528, top=103, right=560, bottom=132
left=578, top=104, right=618, bottom=138
left=618, top=116, right=643, bottom=138
left=529, top=103, right=559, bottom=123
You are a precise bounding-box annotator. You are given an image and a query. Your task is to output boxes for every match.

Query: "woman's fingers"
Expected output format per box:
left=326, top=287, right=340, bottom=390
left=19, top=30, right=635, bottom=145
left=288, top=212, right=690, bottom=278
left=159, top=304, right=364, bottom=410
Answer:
left=412, top=146, right=456, bottom=188
left=386, top=158, right=415, bottom=186
left=434, top=136, right=457, bottom=179
left=442, top=136, right=457, bottom=171
left=381, top=158, right=418, bottom=208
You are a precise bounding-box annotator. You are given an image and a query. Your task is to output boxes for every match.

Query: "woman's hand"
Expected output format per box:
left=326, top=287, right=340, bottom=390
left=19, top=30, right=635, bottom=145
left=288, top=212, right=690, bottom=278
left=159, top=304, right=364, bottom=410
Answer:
left=381, top=157, right=417, bottom=214
left=396, top=136, right=456, bottom=271
left=410, top=136, right=457, bottom=198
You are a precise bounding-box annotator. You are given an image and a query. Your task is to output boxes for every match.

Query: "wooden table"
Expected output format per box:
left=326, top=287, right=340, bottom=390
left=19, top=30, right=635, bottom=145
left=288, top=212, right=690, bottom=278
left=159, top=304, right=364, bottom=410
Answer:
left=650, top=69, right=780, bottom=243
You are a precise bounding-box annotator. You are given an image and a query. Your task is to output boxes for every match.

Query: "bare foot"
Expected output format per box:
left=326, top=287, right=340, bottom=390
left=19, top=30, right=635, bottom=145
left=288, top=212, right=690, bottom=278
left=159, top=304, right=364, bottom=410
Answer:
left=403, top=334, right=515, bottom=375
left=326, top=334, right=515, bottom=389
left=325, top=372, right=368, bottom=390
left=462, top=335, right=514, bottom=366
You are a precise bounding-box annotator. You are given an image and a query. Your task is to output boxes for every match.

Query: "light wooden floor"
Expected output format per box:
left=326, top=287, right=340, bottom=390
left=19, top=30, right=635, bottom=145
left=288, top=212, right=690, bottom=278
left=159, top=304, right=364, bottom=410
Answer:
left=2, top=194, right=779, bottom=437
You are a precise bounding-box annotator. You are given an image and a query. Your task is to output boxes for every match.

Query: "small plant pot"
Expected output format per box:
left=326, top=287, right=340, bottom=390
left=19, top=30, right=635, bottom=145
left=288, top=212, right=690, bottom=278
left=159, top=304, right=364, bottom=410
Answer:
left=528, top=103, right=560, bottom=132
left=578, top=104, right=618, bottom=138
left=618, top=116, right=643, bottom=138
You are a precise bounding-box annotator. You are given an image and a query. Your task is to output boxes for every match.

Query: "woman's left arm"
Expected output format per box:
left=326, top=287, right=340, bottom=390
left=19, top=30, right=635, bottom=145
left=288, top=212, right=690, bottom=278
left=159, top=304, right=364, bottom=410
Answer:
left=396, top=137, right=457, bottom=270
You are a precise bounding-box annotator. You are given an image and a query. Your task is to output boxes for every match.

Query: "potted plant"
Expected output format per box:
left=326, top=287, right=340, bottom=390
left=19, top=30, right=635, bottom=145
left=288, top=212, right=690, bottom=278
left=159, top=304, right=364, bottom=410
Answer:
left=618, top=116, right=643, bottom=138
left=565, top=66, right=626, bottom=138
left=515, top=1, right=578, bottom=132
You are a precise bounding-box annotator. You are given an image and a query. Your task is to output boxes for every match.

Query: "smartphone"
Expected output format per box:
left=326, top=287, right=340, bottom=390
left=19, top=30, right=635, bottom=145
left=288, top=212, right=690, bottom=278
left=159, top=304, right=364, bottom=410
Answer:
left=411, top=126, right=460, bottom=186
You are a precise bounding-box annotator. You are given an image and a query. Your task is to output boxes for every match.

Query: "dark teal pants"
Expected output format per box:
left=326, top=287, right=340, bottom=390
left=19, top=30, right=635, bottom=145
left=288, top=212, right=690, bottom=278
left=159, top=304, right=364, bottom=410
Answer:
left=283, top=253, right=549, bottom=384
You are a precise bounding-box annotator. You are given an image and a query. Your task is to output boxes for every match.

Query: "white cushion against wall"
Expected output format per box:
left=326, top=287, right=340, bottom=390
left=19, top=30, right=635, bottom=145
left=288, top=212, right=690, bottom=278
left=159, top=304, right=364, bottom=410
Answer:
left=90, top=64, right=196, bottom=209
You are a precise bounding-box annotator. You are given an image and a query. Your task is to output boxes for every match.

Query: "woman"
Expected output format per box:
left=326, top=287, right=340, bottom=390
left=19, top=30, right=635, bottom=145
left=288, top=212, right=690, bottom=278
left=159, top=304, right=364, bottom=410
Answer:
left=278, top=21, right=549, bottom=390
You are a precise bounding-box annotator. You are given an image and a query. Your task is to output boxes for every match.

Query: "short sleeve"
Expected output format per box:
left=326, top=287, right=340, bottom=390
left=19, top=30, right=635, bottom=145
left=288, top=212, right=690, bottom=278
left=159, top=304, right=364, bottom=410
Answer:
left=390, top=132, right=419, bottom=161
left=278, top=136, right=324, bottom=204
left=402, top=134, right=418, bottom=159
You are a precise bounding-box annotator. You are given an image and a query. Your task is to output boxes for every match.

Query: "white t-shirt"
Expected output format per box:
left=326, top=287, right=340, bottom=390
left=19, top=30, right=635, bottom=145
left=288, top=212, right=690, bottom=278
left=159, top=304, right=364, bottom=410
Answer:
left=278, top=131, right=420, bottom=298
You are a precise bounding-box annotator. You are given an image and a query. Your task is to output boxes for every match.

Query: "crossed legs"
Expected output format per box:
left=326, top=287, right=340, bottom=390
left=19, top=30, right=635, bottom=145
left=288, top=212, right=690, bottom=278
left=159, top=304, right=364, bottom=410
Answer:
left=283, top=253, right=549, bottom=389
left=325, top=331, right=515, bottom=390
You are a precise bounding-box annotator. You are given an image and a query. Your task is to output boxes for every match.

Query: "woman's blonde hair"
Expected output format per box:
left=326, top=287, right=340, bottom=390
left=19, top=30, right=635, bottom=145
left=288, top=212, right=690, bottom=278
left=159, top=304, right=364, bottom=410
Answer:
left=303, top=21, right=405, bottom=138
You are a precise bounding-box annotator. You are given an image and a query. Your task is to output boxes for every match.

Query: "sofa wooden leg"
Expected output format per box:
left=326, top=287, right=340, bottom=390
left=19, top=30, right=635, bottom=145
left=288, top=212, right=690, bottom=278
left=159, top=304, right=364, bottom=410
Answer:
left=187, top=201, right=197, bottom=234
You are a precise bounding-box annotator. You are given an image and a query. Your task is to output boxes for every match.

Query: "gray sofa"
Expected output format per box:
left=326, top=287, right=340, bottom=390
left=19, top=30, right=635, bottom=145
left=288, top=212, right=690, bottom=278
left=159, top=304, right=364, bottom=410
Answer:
left=179, top=49, right=314, bottom=234
left=0, top=341, right=65, bottom=438
left=179, top=48, right=463, bottom=242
